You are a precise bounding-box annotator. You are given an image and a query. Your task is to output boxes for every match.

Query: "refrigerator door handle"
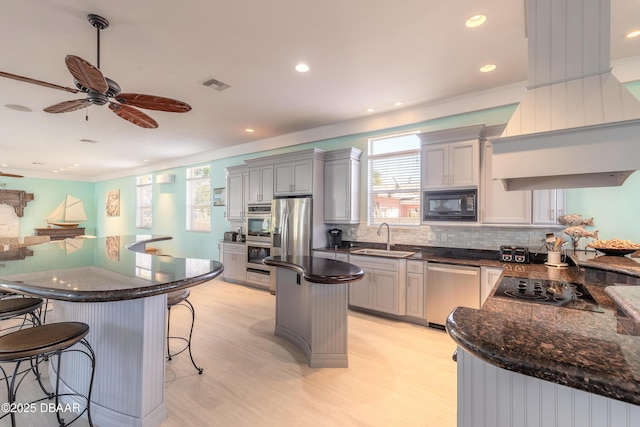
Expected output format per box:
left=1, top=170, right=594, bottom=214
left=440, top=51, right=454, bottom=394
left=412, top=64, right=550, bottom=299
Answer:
left=282, top=212, right=289, bottom=257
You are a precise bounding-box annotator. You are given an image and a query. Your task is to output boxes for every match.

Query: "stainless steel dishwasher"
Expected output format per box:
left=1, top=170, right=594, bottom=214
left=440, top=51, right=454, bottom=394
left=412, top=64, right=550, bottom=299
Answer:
left=426, top=263, right=480, bottom=328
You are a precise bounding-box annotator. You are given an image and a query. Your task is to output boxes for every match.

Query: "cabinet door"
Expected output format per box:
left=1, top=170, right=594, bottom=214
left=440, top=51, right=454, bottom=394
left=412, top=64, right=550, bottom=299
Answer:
left=291, top=159, right=313, bottom=194
left=226, top=171, right=246, bottom=220
left=324, top=158, right=350, bottom=222
left=247, top=165, right=274, bottom=204
left=259, top=166, right=274, bottom=203
left=533, top=189, right=565, bottom=224
left=481, top=142, right=532, bottom=224
left=422, top=143, right=448, bottom=189
left=349, top=268, right=372, bottom=309
left=371, top=269, right=399, bottom=314
left=246, top=167, right=262, bottom=204
left=480, top=267, right=503, bottom=305
left=336, top=253, right=350, bottom=262
left=449, top=140, right=479, bottom=188
left=406, top=272, right=425, bottom=319
left=273, top=162, right=293, bottom=195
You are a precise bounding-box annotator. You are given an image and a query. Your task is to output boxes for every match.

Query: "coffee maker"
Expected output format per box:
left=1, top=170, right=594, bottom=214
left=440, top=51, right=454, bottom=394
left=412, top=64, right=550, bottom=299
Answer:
left=327, top=228, right=343, bottom=249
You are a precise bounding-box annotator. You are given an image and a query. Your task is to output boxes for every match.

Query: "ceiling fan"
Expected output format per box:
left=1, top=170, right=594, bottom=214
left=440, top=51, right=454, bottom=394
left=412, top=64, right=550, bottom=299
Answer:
left=0, top=172, right=23, bottom=178
left=0, top=14, right=191, bottom=129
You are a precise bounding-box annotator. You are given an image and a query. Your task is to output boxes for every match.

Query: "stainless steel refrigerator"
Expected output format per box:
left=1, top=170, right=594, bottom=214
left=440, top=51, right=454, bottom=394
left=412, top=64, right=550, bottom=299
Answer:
left=269, top=196, right=313, bottom=292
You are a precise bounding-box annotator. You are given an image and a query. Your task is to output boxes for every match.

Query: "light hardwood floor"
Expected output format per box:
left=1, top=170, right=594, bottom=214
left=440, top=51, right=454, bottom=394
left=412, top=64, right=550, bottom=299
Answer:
left=0, top=279, right=458, bottom=426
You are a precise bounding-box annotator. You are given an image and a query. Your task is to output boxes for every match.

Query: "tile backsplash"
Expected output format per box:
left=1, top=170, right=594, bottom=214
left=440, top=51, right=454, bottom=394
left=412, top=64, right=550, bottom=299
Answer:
left=338, top=223, right=561, bottom=252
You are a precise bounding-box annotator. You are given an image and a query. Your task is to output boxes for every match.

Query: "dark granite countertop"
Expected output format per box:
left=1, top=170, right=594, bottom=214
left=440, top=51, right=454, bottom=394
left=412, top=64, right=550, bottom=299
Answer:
left=447, top=259, right=640, bottom=406
left=264, top=255, right=363, bottom=284
left=316, top=243, right=640, bottom=404
left=0, top=235, right=223, bottom=302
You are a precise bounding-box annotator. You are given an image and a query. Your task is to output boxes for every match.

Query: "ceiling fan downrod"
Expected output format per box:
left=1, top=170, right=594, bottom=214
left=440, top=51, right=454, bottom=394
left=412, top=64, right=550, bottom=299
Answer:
left=87, top=14, right=109, bottom=69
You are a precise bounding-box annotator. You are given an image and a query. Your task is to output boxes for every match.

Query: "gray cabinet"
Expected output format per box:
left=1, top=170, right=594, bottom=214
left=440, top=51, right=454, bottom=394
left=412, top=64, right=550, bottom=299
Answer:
left=324, top=148, right=361, bottom=224
left=406, top=260, right=426, bottom=319
left=348, top=255, right=406, bottom=315
left=422, top=140, right=479, bottom=189
left=225, top=166, right=247, bottom=221
left=246, top=165, right=273, bottom=204
left=222, top=243, right=247, bottom=283
left=274, top=159, right=314, bottom=196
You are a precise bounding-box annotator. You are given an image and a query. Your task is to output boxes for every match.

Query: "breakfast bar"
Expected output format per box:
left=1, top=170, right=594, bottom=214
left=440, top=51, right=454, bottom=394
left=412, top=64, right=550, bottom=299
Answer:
left=263, top=255, right=363, bottom=368
left=0, top=235, right=223, bottom=427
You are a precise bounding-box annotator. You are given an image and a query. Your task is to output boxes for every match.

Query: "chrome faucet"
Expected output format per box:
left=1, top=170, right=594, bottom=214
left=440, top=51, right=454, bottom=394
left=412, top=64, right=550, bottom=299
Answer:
left=377, top=222, right=391, bottom=251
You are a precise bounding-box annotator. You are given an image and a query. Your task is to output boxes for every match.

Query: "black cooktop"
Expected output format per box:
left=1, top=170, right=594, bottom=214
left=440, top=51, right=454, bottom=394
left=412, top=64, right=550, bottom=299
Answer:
left=494, top=276, right=604, bottom=313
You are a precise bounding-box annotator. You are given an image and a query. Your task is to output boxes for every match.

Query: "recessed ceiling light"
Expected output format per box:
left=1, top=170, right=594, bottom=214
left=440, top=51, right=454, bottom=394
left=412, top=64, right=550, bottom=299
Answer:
left=367, top=108, right=375, bottom=113
left=480, top=64, right=496, bottom=73
left=626, top=30, right=640, bottom=38
left=1, top=164, right=7, bottom=168
left=295, top=63, right=310, bottom=73
left=245, top=128, right=255, bottom=133
left=394, top=101, right=403, bottom=106
left=3, top=104, right=32, bottom=112
left=466, top=14, right=487, bottom=28
left=80, top=138, right=98, bottom=144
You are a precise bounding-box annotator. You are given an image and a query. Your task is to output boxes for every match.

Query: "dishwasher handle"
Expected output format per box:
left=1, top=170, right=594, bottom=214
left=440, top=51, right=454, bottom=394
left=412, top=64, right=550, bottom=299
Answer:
left=427, top=266, right=478, bottom=276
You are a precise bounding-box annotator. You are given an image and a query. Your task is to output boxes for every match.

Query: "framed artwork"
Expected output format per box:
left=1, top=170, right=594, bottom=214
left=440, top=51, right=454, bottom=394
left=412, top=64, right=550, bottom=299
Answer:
left=213, top=187, right=225, bottom=206
left=106, top=190, right=120, bottom=217
left=105, top=236, right=120, bottom=260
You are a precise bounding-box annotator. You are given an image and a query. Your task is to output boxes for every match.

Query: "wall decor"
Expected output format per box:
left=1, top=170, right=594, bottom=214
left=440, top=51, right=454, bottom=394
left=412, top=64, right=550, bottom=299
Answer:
left=213, top=187, right=225, bottom=206
left=106, top=190, right=120, bottom=217
left=105, top=236, right=120, bottom=260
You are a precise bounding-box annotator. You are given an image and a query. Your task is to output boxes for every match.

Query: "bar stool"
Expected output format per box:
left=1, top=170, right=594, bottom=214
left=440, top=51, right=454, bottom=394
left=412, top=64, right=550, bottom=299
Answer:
left=0, top=322, right=95, bottom=426
left=166, top=289, right=203, bottom=374
left=0, top=296, right=44, bottom=332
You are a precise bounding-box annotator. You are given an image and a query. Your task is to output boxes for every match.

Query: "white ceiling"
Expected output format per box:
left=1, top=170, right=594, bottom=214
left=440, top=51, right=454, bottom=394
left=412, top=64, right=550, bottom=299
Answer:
left=0, top=0, right=638, bottom=181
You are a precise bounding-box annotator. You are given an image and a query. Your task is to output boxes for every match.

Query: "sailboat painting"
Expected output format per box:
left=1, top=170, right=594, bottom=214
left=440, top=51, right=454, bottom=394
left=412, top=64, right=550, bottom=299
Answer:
left=46, top=195, right=88, bottom=228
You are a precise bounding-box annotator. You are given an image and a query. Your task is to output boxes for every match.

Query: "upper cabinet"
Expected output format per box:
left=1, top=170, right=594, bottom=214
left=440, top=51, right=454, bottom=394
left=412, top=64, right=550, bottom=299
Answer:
left=420, top=124, right=484, bottom=190
left=324, top=148, right=362, bottom=224
left=481, top=139, right=565, bottom=225
left=246, top=165, right=273, bottom=204
left=532, top=189, right=566, bottom=225
left=273, top=159, right=314, bottom=196
left=225, top=165, right=247, bottom=221
left=422, top=141, right=479, bottom=189
left=481, top=141, right=532, bottom=224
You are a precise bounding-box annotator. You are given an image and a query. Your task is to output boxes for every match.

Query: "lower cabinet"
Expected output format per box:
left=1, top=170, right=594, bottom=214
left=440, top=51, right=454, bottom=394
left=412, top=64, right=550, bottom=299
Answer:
left=222, top=243, right=247, bottom=283
left=406, top=261, right=426, bottom=319
left=480, top=266, right=503, bottom=305
left=348, top=255, right=406, bottom=315
left=312, top=250, right=349, bottom=262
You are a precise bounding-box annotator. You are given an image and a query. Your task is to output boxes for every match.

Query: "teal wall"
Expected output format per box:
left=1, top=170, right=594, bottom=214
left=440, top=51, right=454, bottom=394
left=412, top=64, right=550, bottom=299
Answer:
left=0, top=177, right=95, bottom=239
left=9, top=81, right=640, bottom=257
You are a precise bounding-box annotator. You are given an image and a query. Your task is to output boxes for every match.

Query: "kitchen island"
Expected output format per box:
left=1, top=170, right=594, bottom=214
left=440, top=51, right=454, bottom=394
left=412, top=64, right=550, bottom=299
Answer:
left=446, top=253, right=640, bottom=427
left=263, top=255, right=363, bottom=368
left=0, top=235, right=223, bottom=427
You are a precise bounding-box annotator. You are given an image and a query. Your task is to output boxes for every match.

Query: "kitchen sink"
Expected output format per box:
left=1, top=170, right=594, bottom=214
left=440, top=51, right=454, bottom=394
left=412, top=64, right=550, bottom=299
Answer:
left=351, top=248, right=416, bottom=258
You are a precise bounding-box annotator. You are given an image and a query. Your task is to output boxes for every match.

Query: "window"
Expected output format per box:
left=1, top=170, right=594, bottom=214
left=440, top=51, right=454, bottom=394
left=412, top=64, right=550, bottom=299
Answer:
left=368, top=133, right=421, bottom=226
left=136, top=175, right=153, bottom=229
left=186, top=165, right=211, bottom=231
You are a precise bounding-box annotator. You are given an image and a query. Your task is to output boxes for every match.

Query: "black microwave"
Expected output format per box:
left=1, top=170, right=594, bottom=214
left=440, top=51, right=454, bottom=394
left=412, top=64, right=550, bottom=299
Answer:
left=423, top=189, right=477, bottom=222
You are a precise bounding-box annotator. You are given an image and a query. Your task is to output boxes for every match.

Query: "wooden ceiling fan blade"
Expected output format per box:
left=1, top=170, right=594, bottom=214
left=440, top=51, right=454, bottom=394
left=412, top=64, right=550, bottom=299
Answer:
left=114, top=93, right=192, bottom=113
left=0, top=172, right=24, bottom=178
left=109, top=103, right=158, bottom=129
left=44, top=99, right=92, bottom=114
left=0, top=70, right=80, bottom=94
left=65, top=55, right=108, bottom=94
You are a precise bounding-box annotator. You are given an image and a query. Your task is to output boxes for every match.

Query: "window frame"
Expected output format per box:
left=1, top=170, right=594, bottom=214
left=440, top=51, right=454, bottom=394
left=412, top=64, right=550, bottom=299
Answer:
left=186, top=165, right=211, bottom=232
left=135, top=174, right=153, bottom=229
left=367, top=132, right=421, bottom=227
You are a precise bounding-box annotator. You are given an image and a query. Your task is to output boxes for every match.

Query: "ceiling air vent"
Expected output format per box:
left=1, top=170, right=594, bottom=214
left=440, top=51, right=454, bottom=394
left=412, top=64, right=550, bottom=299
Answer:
left=202, top=78, right=231, bottom=92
